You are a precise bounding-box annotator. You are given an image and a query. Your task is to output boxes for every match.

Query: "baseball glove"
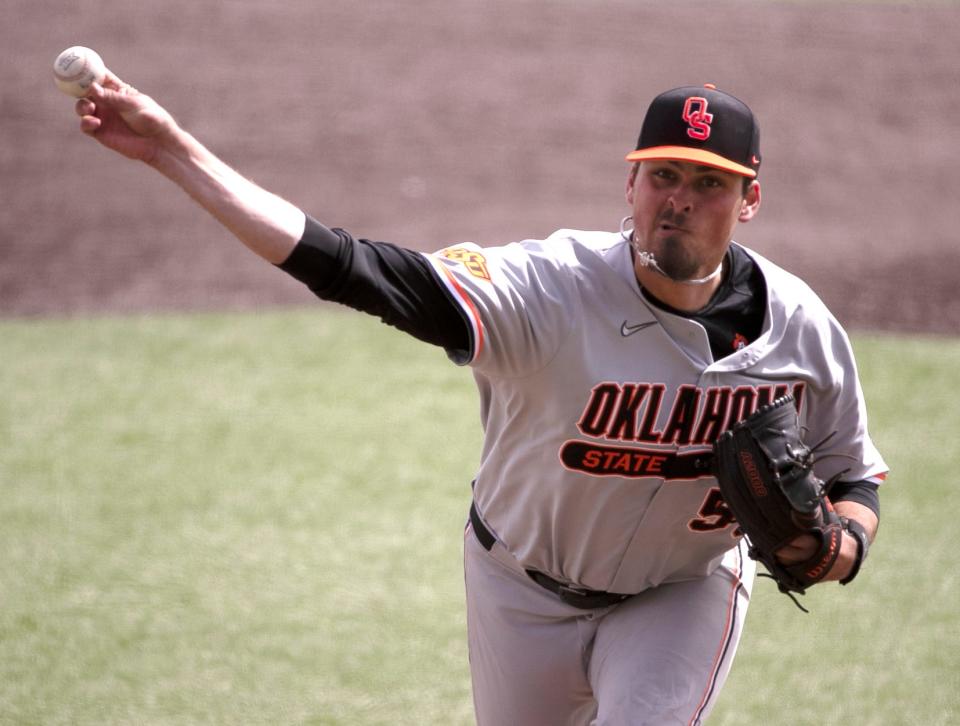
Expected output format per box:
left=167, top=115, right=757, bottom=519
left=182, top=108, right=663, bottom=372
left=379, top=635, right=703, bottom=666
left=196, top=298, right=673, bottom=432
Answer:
left=713, top=395, right=843, bottom=610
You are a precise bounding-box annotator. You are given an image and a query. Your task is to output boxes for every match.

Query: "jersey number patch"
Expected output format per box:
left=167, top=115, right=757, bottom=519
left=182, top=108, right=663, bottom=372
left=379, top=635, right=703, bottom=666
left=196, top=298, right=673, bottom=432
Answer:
left=688, top=487, right=741, bottom=536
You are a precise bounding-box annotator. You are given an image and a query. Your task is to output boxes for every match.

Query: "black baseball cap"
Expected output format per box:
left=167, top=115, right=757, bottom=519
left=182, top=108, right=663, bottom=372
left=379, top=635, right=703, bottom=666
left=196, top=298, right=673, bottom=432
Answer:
left=626, top=84, right=761, bottom=178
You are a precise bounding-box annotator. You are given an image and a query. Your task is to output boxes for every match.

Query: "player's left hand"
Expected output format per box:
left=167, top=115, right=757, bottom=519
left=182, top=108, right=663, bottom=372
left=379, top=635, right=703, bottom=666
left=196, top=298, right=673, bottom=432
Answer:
left=776, top=531, right=859, bottom=582
left=774, top=534, right=818, bottom=565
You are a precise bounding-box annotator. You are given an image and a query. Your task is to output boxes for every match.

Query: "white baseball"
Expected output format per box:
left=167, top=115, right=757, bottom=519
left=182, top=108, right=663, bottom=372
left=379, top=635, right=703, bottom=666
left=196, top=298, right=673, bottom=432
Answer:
left=53, top=46, right=107, bottom=98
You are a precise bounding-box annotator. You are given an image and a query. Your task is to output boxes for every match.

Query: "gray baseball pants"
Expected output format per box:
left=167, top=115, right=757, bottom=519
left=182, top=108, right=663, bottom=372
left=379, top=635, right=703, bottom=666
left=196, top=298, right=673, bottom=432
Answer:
left=463, top=525, right=754, bottom=725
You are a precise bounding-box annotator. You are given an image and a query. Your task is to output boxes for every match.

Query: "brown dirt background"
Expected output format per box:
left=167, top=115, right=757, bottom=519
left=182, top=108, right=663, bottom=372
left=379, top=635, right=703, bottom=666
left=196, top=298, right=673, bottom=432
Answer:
left=3, top=1, right=959, bottom=335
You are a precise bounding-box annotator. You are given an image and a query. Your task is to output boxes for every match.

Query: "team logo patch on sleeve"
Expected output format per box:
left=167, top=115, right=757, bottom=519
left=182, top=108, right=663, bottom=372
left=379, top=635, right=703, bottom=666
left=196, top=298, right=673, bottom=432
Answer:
left=439, top=247, right=491, bottom=281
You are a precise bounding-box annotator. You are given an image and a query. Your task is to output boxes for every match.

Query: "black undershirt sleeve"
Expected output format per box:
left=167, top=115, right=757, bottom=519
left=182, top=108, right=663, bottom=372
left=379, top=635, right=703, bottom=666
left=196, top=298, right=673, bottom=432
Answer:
left=276, top=215, right=471, bottom=353
left=829, top=480, right=880, bottom=518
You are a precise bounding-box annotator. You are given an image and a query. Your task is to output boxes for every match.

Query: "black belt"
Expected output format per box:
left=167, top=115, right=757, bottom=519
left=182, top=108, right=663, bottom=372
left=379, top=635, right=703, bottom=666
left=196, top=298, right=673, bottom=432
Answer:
left=469, top=501, right=633, bottom=610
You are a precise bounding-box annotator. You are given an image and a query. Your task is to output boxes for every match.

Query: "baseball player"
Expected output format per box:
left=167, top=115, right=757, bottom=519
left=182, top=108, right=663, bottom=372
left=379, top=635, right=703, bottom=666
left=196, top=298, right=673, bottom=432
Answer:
left=73, top=73, right=886, bottom=725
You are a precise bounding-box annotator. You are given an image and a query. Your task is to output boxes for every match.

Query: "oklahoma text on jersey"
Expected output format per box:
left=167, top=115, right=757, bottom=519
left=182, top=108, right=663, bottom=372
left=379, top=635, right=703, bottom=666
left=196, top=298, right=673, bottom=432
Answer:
left=561, top=381, right=806, bottom=479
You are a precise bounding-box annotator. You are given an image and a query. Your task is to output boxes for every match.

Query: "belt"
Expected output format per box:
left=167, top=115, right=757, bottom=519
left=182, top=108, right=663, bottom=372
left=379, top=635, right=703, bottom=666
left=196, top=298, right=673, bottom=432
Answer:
left=469, top=501, right=633, bottom=610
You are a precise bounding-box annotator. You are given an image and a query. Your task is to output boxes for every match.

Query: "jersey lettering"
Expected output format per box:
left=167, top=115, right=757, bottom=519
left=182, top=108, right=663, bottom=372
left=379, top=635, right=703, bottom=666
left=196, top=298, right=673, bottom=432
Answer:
left=682, top=97, right=714, bottom=141
left=692, top=388, right=731, bottom=443
left=560, top=441, right=712, bottom=480
left=578, top=382, right=625, bottom=436
left=575, top=381, right=806, bottom=448
left=660, top=385, right=701, bottom=446
left=565, top=381, right=810, bottom=536
left=636, top=384, right=667, bottom=443
left=726, top=387, right=757, bottom=432
left=607, top=383, right=652, bottom=440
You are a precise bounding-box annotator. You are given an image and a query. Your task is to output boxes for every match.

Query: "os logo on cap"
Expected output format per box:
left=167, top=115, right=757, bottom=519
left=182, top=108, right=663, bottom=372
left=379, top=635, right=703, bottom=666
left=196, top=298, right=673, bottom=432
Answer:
left=681, top=97, right=713, bottom=141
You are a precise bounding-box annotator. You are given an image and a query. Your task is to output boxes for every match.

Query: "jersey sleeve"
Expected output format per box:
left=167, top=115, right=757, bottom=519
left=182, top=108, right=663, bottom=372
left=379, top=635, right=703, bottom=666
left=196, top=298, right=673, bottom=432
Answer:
left=798, top=312, right=889, bottom=488
left=423, top=238, right=578, bottom=377
left=744, top=251, right=889, bottom=489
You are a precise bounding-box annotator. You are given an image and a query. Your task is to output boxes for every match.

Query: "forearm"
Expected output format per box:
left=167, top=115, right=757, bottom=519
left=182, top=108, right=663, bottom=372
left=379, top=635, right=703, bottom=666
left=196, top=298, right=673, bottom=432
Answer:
left=835, top=500, right=878, bottom=542
left=77, top=74, right=305, bottom=264
left=825, top=500, right=878, bottom=583
left=149, top=126, right=304, bottom=264
left=773, top=499, right=878, bottom=584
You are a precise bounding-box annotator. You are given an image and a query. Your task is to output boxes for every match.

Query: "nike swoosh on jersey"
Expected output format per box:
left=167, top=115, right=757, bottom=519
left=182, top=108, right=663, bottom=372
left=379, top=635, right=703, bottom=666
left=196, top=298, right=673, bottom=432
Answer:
left=620, top=320, right=658, bottom=337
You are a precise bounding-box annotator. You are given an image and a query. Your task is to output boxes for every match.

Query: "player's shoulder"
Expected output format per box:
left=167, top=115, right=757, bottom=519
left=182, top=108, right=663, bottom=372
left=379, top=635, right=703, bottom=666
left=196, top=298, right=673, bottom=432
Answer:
left=523, top=229, right=629, bottom=271
left=736, top=242, right=847, bottom=336
left=436, top=229, right=625, bottom=269
left=543, top=228, right=624, bottom=252
left=493, top=228, right=624, bottom=259
left=738, top=244, right=826, bottom=307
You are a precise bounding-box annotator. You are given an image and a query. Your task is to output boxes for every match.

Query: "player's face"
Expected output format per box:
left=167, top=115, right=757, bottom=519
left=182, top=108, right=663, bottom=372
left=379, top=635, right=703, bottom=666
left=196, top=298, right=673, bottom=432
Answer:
left=626, top=161, right=760, bottom=282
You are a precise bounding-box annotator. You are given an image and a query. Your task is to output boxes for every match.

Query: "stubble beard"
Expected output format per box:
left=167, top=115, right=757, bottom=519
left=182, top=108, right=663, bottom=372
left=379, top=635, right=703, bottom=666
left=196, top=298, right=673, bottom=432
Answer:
left=635, top=210, right=704, bottom=282
left=654, top=236, right=701, bottom=281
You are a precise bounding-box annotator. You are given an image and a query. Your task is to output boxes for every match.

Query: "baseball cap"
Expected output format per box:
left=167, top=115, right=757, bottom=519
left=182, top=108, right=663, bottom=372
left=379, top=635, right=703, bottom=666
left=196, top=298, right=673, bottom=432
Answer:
left=626, top=84, right=761, bottom=178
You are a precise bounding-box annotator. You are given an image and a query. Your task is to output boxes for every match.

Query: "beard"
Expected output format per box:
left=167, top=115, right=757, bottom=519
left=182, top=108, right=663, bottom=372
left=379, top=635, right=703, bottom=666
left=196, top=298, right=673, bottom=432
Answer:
left=649, top=235, right=701, bottom=281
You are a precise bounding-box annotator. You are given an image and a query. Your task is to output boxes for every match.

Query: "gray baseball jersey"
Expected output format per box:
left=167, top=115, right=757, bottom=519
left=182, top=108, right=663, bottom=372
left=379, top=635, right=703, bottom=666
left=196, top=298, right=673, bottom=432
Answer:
left=425, top=229, right=887, bottom=596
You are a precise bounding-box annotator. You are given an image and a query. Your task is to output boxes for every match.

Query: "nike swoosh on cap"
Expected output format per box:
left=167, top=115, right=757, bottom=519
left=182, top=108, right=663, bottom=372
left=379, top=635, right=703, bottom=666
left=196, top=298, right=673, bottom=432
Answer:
left=620, top=320, right=658, bottom=337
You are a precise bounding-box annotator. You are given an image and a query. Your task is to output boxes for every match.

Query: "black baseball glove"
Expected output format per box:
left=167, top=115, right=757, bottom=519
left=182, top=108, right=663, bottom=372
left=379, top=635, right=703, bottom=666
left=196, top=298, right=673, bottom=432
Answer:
left=713, top=395, right=843, bottom=609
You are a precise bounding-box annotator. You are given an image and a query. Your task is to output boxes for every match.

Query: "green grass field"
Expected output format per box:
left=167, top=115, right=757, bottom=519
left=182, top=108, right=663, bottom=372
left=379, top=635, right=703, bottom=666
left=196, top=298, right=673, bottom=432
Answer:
left=1, top=309, right=957, bottom=725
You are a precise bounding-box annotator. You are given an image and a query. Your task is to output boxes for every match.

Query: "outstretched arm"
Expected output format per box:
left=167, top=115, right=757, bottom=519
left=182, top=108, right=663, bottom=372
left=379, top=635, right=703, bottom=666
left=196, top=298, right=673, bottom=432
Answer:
left=74, top=66, right=472, bottom=355
left=75, top=69, right=304, bottom=264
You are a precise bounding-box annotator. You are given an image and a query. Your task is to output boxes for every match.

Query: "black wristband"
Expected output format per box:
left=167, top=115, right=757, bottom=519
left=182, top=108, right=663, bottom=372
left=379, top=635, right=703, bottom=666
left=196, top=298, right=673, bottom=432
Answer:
left=839, top=517, right=870, bottom=586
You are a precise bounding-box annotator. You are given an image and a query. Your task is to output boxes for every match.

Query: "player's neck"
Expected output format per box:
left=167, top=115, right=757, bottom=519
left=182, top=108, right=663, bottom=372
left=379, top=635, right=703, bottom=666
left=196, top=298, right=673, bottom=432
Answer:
left=634, top=264, right=725, bottom=313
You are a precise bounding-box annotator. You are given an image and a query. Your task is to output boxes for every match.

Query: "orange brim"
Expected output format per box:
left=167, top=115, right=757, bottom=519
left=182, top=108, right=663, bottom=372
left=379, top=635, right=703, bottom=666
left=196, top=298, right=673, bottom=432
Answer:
left=625, top=146, right=757, bottom=178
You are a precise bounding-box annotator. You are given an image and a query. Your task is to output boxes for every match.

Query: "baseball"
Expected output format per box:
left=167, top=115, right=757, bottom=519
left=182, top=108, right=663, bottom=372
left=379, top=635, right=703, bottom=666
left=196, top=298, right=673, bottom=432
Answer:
left=53, top=46, right=106, bottom=98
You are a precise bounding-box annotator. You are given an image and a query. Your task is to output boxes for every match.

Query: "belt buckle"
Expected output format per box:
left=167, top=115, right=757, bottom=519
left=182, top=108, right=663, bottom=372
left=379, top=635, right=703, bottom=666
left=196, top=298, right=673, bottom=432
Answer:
left=558, top=583, right=591, bottom=599
left=557, top=583, right=620, bottom=609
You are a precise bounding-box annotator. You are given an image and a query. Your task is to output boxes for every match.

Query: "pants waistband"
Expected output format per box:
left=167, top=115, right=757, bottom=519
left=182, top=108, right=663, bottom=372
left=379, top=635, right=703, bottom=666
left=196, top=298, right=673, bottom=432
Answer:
left=469, top=501, right=632, bottom=610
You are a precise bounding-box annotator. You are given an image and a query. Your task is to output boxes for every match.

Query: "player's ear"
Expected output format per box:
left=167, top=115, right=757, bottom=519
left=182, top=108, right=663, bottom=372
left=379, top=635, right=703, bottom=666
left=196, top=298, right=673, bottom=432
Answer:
left=739, top=180, right=761, bottom=222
